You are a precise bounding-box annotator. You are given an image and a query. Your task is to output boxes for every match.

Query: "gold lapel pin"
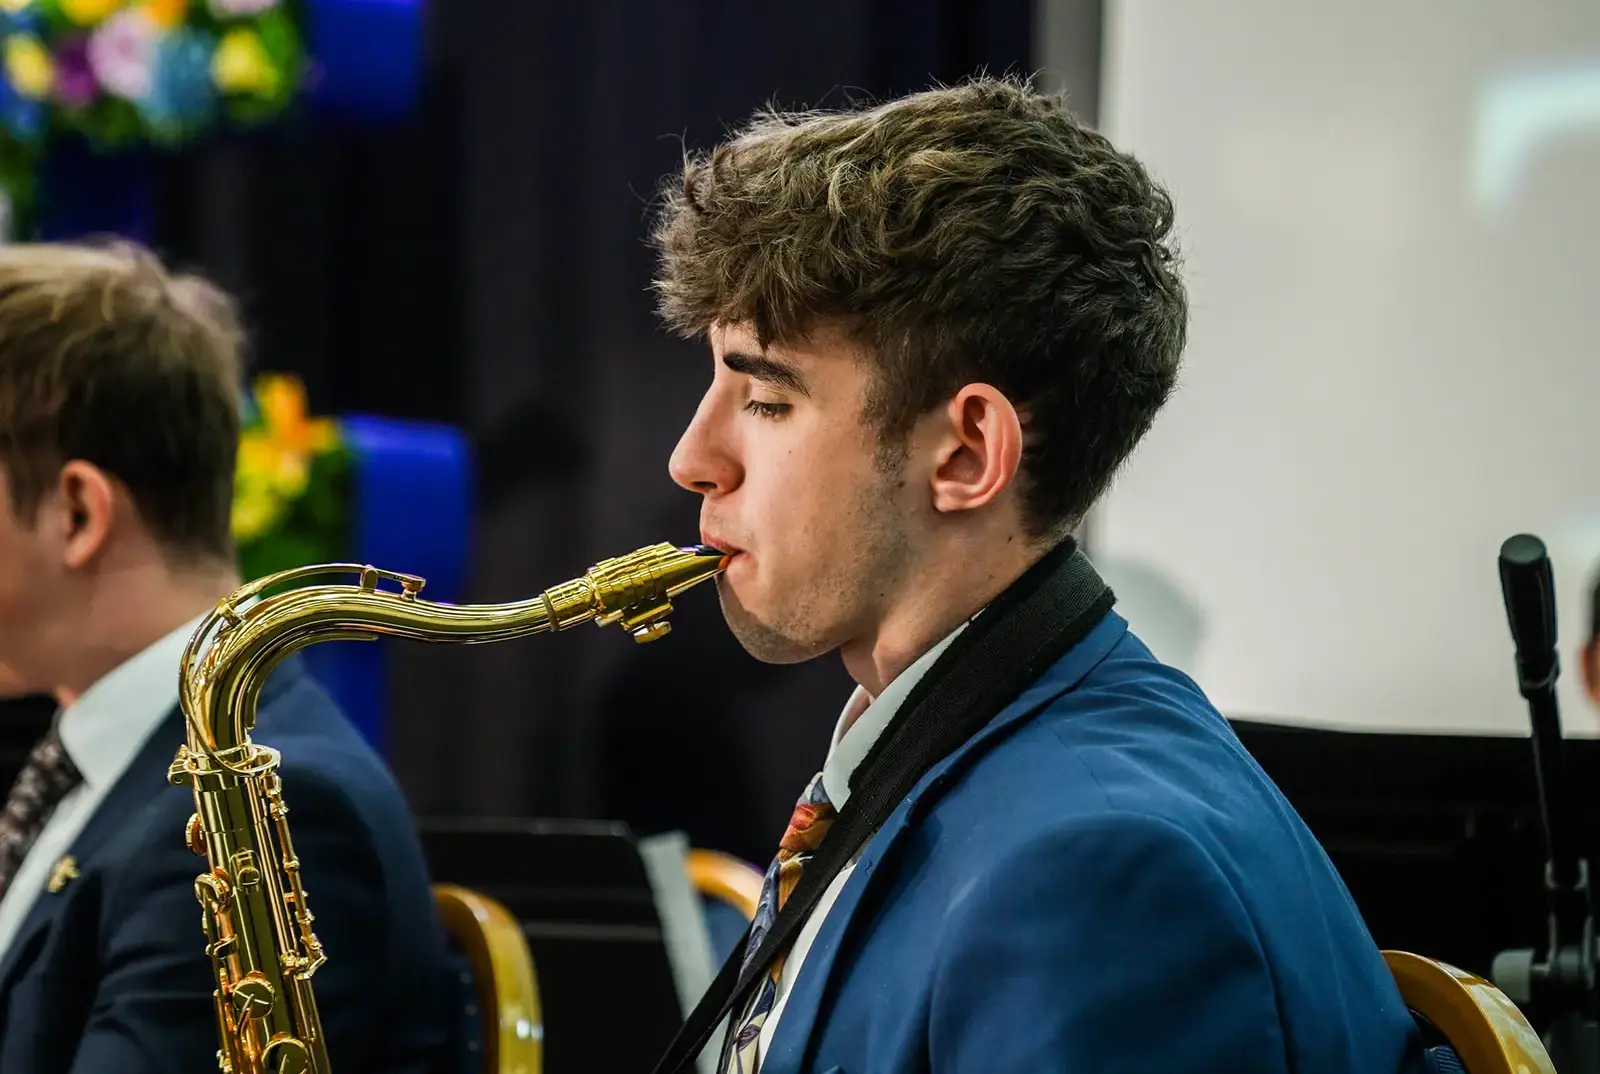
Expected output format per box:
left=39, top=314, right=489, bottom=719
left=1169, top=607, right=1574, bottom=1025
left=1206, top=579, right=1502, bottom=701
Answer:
left=47, top=856, right=79, bottom=894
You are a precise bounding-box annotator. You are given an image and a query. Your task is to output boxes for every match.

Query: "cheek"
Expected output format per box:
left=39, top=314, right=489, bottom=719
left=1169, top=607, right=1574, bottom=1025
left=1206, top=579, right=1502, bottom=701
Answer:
left=0, top=561, right=27, bottom=613
left=757, top=439, right=865, bottom=530
left=737, top=411, right=883, bottom=549
left=0, top=533, right=46, bottom=608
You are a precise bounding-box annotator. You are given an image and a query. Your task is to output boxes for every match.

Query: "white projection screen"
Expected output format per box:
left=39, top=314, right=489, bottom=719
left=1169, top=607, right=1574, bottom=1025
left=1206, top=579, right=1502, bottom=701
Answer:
left=1093, top=1, right=1600, bottom=736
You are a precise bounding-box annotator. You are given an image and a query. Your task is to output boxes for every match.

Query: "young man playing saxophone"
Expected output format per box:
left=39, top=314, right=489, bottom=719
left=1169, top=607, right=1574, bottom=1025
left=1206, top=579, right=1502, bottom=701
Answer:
left=652, top=77, right=1428, bottom=1074
left=0, top=242, right=456, bottom=1072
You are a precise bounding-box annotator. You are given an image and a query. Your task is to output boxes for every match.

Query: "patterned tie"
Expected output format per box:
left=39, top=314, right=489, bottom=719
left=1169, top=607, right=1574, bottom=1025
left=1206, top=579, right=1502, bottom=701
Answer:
left=0, top=729, right=83, bottom=901
left=721, top=771, right=838, bottom=1074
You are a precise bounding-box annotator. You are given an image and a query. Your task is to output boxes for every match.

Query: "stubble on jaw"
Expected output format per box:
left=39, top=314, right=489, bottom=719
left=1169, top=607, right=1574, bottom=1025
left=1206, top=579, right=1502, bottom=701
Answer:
left=715, top=454, right=915, bottom=665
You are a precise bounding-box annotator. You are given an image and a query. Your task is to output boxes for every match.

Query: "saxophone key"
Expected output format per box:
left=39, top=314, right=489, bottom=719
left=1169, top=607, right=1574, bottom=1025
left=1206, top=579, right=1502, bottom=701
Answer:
left=229, top=972, right=276, bottom=1019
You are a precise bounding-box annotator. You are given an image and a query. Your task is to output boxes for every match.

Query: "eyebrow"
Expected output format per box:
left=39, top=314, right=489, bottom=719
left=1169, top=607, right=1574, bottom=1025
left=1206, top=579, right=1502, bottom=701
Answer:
left=722, top=351, right=810, bottom=397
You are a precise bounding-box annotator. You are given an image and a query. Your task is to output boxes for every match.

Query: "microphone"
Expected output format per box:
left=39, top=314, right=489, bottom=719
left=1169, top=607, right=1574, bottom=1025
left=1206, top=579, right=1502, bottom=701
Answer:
left=1498, top=535, right=1577, bottom=892
left=1500, top=533, right=1561, bottom=698
left=1491, top=535, right=1598, bottom=1073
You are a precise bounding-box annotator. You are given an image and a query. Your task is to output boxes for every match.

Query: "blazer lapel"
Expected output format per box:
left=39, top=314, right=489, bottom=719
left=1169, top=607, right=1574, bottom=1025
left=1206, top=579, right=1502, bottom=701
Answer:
left=0, top=704, right=189, bottom=996
left=67, top=708, right=187, bottom=864
left=56, top=653, right=307, bottom=875
left=759, top=612, right=1128, bottom=1074
left=0, top=650, right=311, bottom=999
left=0, top=871, right=69, bottom=1001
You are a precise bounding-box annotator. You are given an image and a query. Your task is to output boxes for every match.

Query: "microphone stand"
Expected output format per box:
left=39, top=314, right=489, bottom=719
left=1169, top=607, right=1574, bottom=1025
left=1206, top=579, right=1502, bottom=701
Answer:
left=1490, top=534, right=1599, bottom=1072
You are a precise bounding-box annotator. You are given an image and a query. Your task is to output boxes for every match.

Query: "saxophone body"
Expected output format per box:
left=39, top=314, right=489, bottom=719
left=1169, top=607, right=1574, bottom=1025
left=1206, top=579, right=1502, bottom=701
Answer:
left=167, top=542, right=729, bottom=1074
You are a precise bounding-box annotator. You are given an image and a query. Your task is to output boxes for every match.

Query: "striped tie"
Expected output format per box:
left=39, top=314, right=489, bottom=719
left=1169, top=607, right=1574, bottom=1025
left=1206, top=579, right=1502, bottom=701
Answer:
left=0, top=729, right=83, bottom=901
left=721, top=771, right=837, bottom=1074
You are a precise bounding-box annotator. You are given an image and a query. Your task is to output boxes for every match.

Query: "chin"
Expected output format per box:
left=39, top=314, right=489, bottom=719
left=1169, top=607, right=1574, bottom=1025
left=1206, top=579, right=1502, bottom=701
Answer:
left=715, top=581, right=826, bottom=665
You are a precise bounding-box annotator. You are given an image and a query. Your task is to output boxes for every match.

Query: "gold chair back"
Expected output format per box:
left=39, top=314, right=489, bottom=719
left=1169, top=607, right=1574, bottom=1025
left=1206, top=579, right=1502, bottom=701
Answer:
left=687, top=848, right=764, bottom=920
left=1383, top=950, right=1557, bottom=1074
left=435, top=883, right=543, bottom=1074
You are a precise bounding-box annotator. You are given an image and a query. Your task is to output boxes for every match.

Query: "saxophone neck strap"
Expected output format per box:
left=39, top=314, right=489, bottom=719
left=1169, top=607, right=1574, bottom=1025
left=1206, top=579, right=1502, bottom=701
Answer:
left=651, top=538, right=1115, bottom=1074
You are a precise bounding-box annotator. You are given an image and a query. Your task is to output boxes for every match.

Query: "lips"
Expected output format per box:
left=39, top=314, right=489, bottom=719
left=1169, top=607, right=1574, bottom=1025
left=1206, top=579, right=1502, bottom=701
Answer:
left=699, top=531, right=742, bottom=557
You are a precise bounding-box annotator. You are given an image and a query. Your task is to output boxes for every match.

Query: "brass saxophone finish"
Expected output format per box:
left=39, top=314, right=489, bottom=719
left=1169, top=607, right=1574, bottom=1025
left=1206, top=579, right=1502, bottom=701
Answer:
left=168, top=542, right=729, bottom=1073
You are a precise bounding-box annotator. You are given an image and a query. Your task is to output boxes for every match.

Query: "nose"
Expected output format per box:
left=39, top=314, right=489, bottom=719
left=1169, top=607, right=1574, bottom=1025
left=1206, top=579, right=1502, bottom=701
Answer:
left=669, top=394, right=742, bottom=495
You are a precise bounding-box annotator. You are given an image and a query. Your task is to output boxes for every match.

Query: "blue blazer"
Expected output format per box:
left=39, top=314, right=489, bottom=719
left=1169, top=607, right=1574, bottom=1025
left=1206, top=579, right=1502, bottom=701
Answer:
left=760, top=611, right=1429, bottom=1074
left=0, top=657, right=458, bottom=1074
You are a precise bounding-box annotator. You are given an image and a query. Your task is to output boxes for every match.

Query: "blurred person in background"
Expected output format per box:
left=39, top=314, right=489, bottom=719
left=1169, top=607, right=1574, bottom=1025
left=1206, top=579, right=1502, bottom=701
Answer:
left=656, top=77, right=1426, bottom=1074
left=0, top=242, right=456, bottom=1073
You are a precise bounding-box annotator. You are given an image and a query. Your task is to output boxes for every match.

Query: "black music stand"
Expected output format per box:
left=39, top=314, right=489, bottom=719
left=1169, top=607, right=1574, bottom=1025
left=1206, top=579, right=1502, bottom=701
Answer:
left=1232, top=719, right=1600, bottom=979
left=418, top=817, right=691, bottom=1074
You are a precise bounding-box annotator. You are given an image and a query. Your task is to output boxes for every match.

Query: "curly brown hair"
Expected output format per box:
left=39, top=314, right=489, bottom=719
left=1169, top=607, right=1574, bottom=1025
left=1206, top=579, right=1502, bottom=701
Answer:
left=0, top=241, right=245, bottom=562
left=652, top=76, right=1188, bottom=537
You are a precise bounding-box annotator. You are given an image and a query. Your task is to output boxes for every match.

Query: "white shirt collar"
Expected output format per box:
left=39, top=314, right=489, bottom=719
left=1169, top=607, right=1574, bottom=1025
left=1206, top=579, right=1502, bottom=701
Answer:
left=57, top=615, right=204, bottom=790
left=820, top=613, right=978, bottom=810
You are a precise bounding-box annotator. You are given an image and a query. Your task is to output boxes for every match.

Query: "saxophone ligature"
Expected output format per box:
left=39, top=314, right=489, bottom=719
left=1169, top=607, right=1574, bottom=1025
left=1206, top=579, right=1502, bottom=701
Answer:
left=167, top=542, right=729, bottom=1074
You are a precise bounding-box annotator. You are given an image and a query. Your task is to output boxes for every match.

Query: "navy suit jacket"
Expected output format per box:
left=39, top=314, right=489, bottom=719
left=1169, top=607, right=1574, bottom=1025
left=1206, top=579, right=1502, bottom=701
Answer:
left=0, top=657, right=458, bottom=1073
left=759, top=611, right=1428, bottom=1074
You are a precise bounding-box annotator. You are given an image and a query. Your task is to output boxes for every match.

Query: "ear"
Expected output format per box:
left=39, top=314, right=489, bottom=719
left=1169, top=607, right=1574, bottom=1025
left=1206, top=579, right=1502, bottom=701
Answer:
left=52, top=460, right=118, bottom=571
left=927, top=383, right=1024, bottom=516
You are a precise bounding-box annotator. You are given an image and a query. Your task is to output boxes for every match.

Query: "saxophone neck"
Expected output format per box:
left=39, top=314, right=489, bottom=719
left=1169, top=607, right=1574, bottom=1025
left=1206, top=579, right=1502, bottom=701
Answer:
left=177, top=543, right=729, bottom=756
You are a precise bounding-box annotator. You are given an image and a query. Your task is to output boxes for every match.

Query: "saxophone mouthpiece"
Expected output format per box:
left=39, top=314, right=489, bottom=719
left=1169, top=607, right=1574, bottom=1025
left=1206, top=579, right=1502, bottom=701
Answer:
left=656, top=543, right=733, bottom=595
left=684, top=543, right=733, bottom=567
left=574, top=541, right=731, bottom=643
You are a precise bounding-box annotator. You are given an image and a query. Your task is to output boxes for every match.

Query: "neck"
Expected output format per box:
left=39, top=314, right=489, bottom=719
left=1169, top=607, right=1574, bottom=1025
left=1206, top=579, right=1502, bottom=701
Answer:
left=52, top=557, right=239, bottom=708
left=840, top=529, right=1048, bottom=700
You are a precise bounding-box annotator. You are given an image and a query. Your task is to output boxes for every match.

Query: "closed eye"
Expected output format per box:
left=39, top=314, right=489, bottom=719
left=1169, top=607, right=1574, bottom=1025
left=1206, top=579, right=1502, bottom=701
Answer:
left=743, top=399, right=790, bottom=419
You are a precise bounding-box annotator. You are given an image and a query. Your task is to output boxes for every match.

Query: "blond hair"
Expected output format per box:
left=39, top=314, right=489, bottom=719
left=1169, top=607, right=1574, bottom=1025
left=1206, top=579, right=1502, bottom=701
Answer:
left=0, top=240, right=245, bottom=560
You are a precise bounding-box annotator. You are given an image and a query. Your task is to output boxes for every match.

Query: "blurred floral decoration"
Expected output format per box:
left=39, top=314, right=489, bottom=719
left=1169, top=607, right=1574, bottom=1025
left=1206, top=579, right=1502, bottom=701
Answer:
left=0, top=0, right=305, bottom=233
left=233, top=372, right=352, bottom=585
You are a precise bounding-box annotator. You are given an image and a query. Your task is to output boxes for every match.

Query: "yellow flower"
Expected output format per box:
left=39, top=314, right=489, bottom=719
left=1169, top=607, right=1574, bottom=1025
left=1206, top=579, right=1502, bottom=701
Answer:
left=59, top=0, right=125, bottom=26
left=232, top=441, right=287, bottom=541
left=4, top=35, right=53, bottom=100
left=138, top=0, right=188, bottom=29
left=256, top=374, right=336, bottom=451
left=238, top=427, right=310, bottom=499
left=271, top=451, right=310, bottom=498
left=212, top=27, right=279, bottom=96
left=231, top=484, right=284, bottom=542
left=232, top=374, right=341, bottom=543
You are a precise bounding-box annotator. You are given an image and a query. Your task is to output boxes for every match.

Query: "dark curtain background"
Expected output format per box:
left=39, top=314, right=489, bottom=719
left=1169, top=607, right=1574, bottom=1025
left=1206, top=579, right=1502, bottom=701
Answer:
left=127, top=0, right=1034, bottom=864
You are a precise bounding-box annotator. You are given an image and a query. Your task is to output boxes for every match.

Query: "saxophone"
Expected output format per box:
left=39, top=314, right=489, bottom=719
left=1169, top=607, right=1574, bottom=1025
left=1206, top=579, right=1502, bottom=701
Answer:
left=167, top=542, right=729, bottom=1074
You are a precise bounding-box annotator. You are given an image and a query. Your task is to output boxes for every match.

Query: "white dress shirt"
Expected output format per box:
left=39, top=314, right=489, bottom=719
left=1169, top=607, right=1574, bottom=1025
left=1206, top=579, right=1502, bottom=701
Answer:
left=757, top=616, right=973, bottom=1061
left=0, top=615, right=202, bottom=958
